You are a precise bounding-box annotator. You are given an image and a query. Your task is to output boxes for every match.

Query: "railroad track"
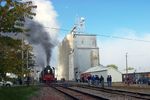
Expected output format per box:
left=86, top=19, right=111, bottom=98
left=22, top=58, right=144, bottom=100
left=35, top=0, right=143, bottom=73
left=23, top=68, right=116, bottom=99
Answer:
left=76, top=85, right=150, bottom=100
left=51, top=85, right=108, bottom=100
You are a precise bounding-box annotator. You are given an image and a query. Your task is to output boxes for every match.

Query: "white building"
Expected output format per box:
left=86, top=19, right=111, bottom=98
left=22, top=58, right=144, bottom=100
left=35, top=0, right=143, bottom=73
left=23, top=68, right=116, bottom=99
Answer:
left=58, top=33, right=100, bottom=80
left=83, top=65, right=122, bottom=82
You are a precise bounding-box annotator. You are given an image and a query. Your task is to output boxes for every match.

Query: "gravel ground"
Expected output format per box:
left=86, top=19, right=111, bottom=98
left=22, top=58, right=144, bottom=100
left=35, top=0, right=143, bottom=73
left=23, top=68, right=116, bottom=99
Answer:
left=30, top=82, right=150, bottom=100
left=30, top=87, right=73, bottom=100
left=110, top=84, right=150, bottom=94
left=78, top=82, right=150, bottom=94
left=70, top=86, right=143, bottom=100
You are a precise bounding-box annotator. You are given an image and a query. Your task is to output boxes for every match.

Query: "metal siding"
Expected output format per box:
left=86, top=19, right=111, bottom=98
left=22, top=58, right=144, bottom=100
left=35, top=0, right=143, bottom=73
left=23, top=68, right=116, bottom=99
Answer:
left=58, top=34, right=99, bottom=80
left=90, top=71, right=108, bottom=82
left=74, top=35, right=97, bottom=48
left=69, top=53, right=74, bottom=80
left=108, top=68, right=122, bottom=82
left=77, top=49, right=91, bottom=72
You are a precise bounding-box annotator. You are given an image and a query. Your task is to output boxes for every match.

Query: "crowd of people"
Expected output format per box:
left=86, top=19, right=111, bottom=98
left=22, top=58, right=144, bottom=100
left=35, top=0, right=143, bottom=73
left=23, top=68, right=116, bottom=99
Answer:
left=80, top=74, right=112, bottom=87
left=124, top=76, right=150, bottom=86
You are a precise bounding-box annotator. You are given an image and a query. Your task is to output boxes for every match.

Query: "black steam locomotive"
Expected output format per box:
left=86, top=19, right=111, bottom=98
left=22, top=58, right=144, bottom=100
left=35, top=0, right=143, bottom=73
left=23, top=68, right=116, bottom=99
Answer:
left=40, top=65, right=55, bottom=83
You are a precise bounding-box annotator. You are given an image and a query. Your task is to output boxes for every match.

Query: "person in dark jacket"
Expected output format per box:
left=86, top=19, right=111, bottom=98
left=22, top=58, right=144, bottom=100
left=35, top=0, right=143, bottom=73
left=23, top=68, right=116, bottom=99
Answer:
left=110, top=75, right=112, bottom=87
left=107, top=75, right=110, bottom=87
left=100, top=75, right=104, bottom=88
left=26, top=76, right=30, bottom=86
left=95, top=75, right=99, bottom=86
left=87, top=75, right=91, bottom=85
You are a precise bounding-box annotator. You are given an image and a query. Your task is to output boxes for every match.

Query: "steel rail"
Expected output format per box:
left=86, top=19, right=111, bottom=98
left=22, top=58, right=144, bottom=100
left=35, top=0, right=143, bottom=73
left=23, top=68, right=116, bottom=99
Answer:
left=79, top=85, right=150, bottom=100
left=51, top=85, right=109, bottom=100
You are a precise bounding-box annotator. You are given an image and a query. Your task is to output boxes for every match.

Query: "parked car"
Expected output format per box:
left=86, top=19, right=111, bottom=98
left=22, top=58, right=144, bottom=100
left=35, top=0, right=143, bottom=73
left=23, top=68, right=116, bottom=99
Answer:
left=0, top=81, right=13, bottom=87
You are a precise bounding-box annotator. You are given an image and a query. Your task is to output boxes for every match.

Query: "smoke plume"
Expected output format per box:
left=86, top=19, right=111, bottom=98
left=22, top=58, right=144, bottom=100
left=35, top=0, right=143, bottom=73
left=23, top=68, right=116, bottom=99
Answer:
left=25, top=0, right=59, bottom=66
left=25, top=21, right=55, bottom=65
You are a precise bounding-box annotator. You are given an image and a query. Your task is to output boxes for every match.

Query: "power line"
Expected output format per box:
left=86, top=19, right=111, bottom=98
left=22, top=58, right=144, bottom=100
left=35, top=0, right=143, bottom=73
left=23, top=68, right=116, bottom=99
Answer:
left=48, top=27, right=150, bottom=43
left=97, top=34, right=150, bottom=43
left=2, top=27, right=150, bottom=43
left=126, top=52, right=128, bottom=75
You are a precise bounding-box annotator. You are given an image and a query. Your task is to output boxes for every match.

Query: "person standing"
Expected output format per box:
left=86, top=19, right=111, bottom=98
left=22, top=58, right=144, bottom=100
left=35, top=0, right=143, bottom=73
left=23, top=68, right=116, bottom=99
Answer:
left=95, top=75, right=99, bottom=86
left=100, top=75, right=104, bottom=88
left=87, top=75, right=91, bottom=85
left=91, top=75, right=95, bottom=85
left=110, top=75, right=112, bottom=87
left=107, top=75, right=110, bottom=87
left=26, top=75, right=30, bottom=86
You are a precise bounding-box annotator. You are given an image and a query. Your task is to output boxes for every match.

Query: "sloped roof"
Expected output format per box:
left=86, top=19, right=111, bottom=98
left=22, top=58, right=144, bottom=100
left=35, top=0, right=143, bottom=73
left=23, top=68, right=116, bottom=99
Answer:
left=121, top=69, right=135, bottom=74
left=83, top=64, right=122, bottom=74
left=121, top=69, right=150, bottom=74
left=83, top=65, right=107, bottom=73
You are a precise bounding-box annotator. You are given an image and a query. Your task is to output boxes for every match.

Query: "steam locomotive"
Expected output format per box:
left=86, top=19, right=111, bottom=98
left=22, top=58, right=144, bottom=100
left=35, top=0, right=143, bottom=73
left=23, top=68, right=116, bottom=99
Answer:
left=40, top=65, right=55, bottom=83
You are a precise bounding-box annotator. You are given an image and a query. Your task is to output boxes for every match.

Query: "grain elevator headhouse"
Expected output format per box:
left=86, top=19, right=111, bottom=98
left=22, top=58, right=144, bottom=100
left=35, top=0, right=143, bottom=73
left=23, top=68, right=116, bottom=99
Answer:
left=58, top=19, right=100, bottom=80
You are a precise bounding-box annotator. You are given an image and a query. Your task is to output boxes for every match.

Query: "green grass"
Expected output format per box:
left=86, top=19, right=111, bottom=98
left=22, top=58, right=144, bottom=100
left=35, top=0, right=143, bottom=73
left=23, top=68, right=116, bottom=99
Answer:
left=0, top=86, right=39, bottom=100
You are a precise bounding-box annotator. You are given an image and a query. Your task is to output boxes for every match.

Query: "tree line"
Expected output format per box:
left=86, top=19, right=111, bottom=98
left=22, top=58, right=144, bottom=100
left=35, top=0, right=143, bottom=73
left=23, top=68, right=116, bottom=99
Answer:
left=0, top=0, right=36, bottom=78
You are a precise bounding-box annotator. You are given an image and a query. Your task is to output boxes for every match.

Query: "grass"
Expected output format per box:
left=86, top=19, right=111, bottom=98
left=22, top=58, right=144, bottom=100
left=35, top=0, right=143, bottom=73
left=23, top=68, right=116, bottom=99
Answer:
left=0, top=86, right=39, bottom=100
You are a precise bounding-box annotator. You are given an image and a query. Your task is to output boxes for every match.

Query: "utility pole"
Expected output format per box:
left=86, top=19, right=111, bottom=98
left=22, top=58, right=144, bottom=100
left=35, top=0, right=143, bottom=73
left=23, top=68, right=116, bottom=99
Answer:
left=27, top=49, right=29, bottom=69
left=21, top=34, right=24, bottom=85
left=22, top=35, right=24, bottom=73
left=126, top=52, right=128, bottom=75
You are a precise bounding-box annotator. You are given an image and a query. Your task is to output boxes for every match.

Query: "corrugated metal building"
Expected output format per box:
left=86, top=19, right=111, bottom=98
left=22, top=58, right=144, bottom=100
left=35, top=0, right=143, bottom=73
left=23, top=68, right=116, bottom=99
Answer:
left=83, top=65, right=122, bottom=82
left=58, top=33, right=100, bottom=80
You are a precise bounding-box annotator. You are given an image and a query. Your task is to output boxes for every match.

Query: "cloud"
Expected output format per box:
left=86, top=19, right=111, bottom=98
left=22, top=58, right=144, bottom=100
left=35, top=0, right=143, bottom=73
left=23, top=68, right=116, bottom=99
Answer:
left=33, top=0, right=59, bottom=41
left=29, top=0, right=59, bottom=67
left=98, top=29, right=150, bottom=72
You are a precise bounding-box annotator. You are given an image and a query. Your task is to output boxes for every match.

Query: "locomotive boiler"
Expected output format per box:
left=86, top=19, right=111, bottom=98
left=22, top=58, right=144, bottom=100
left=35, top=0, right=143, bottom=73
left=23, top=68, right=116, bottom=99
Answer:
left=40, top=65, right=55, bottom=83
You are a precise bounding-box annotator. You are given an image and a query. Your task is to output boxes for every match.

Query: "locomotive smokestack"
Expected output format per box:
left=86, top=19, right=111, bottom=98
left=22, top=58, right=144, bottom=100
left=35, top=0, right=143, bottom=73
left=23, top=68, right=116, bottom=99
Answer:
left=41, top=40, right=54, bottom=66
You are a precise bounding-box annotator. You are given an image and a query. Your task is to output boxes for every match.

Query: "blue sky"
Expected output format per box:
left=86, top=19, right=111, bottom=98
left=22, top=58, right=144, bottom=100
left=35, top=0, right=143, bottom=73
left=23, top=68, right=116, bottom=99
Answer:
left=50, top=0, right=150, bottom=71
left=51, top=0, right=150, bottom=36
left=1, top=0, right=150, bottom=72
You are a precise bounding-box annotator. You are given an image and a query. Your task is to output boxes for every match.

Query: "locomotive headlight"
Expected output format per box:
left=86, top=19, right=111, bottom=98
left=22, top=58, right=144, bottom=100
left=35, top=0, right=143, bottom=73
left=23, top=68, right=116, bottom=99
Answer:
left=48, top=70, right=50, bottom=73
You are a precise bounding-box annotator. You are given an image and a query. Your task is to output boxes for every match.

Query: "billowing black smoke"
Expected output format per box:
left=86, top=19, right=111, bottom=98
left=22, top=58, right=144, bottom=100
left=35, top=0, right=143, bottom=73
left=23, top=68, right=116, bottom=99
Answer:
left=25, top=21, right=55, bottom=65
